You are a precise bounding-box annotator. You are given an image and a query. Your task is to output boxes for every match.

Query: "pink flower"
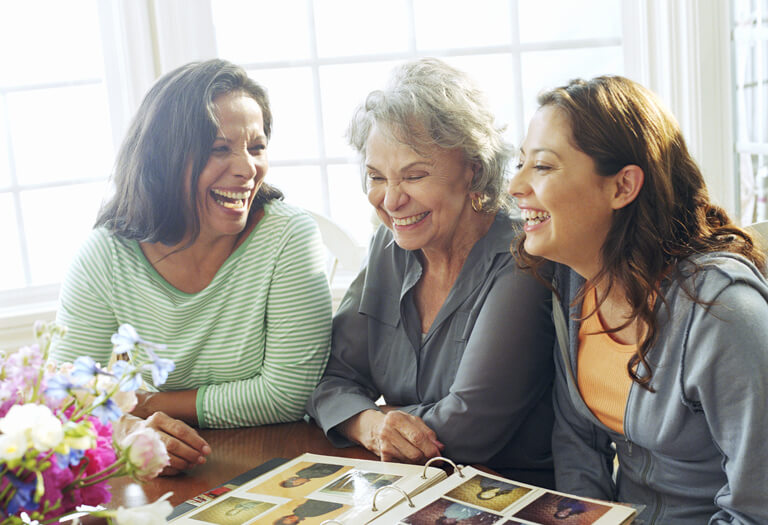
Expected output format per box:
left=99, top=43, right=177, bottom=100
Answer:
left=119, top=425, right=170, bottom=482
left=38, top=459, right=77, bottom=517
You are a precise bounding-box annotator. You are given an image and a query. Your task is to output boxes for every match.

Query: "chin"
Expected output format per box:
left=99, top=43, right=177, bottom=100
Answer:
left=391, top=235, right=424, bottom=252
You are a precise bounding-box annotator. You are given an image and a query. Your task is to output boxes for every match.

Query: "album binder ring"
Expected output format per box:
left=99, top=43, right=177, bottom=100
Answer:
left=420, top=456, right=465, bottom=479
left=371, top=485, right=415, bottom=511
left=319, top=521, right=343, bottom=525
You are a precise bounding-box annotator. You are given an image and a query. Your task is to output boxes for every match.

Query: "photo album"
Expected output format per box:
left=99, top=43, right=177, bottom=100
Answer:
left=167, top=453, right=636, bottom=525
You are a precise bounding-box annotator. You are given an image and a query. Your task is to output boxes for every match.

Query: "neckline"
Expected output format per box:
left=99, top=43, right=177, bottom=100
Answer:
left=129, top=203, right=270, bottom=297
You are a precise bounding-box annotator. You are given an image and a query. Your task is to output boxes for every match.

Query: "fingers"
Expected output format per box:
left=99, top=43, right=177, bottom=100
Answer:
left=160, top=465, right=182, bottom=477
left=145, top=411, right=212, bottom=472
left=375, top=411, right=443, bottom=463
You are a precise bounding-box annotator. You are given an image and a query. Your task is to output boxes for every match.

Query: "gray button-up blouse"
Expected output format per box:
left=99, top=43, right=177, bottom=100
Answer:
left=306, top=212, right=555, bottom=486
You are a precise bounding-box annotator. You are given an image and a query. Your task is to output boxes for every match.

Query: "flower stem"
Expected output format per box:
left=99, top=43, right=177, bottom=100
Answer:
left=66, top=457, right=128, bottom=489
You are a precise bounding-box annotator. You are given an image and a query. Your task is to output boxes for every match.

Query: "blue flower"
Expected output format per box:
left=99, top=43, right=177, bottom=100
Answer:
left=45, top=374, right=73, bottom=400
left=148, top=358, right=175, bottom=387
left=70, top=356, right=104, bottom=386
left=110, top=324, right=143, bottom=355
left=6, top=472, right=38, bottom=515
left=90, top=394, right=122, bottom=424
left=56, top=448, right=86, bottom=468
left=141, top=345, right=175, bottom=387
left=111, top=360, right=142, bottom=392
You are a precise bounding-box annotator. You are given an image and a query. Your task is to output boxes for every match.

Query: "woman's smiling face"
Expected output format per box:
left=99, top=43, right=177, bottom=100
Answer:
left=509, top=105, right=617, bottom=277
left=364, top=123, right=476, bottom=254
left=192, top=91, right=268, bottom=242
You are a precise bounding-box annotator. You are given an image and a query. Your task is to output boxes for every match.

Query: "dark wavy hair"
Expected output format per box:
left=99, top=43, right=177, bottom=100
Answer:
left=96, top=58, right=282, bottom=245
left=515, top=75, right=765, bottom=389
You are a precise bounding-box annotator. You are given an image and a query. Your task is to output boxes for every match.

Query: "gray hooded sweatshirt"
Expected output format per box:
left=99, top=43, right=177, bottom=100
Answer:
left=552, top=253, right=768, bottom=524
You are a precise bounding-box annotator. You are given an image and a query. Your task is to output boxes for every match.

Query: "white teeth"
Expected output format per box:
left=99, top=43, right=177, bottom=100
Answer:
left=392, top=212, right=429, bottom=226
left=219, top=200, right=245, bottom=209
left=520, top=209, right=550, bottom=225
left=211, top=188, right=250, bottom=210
left=212, top=188, right=251, bottom=199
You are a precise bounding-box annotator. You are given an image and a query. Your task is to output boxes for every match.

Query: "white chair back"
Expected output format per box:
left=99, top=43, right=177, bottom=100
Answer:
left=305, top=210, right=367, bottom=285
left=747, top=221, right=768, bottom=251
left=747, top=221, right=768, bottom=276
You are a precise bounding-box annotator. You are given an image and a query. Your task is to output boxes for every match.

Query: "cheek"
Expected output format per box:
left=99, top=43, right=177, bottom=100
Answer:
left=367, top=188, right=382, bottom=207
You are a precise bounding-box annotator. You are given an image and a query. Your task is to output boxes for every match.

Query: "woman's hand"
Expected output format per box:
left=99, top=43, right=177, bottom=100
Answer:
left=144, top=411, right=211, bottom=475
left=341, top=409, right=444, bottom=463
left=119, top=412, right=211, bottom=476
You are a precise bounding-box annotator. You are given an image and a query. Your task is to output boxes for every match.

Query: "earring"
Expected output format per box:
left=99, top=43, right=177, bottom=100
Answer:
left=471, top=194, right=484, bottom=213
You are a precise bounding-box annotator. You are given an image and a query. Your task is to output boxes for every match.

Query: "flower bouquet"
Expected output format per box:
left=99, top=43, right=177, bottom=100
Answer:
left=0, top=322, right=176, bottom=524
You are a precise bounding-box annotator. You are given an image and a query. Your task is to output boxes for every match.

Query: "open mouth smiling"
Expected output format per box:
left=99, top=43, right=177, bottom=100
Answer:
left=211, top=188, right=251, bottom=210
left=392, top=211, right=429, bottom=226
left=521, top=208, right=551, bottom=226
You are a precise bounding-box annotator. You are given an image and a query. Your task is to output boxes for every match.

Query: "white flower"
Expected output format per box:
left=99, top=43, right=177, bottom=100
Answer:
left=0, top=403, right=63, bottom=451
left=114, top=492, right=173, bottom=525
left=119, top=424, right=170, bottom=481
left=0, top=431, right=28, bottom=461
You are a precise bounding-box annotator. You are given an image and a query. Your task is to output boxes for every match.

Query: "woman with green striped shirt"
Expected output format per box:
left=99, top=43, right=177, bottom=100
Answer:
left=51, top=59, right=333, bottom=475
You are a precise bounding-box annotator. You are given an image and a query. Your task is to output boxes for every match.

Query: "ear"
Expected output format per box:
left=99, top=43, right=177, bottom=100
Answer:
left=610, top=164, right=644, bottom=210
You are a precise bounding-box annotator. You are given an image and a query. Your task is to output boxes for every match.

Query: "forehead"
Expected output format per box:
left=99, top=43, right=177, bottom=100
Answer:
left=522, top=105, right=574, bottom=151
left=365, top=123, right=462, bottom=166
left=212, top=91, right=264, bottom=132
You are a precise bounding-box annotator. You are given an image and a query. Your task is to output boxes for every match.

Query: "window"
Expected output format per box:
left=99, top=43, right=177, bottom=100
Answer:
left=0, top=0, right=114, bottom=309
left=2, top=0, right=735, bottom=346
left=209, top=0, right=624, bottom=246
left=733, top=0, right=768, bottom=224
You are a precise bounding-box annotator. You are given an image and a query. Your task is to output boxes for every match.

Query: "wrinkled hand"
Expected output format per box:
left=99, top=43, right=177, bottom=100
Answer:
left=343, top=409, right=444, bottom=463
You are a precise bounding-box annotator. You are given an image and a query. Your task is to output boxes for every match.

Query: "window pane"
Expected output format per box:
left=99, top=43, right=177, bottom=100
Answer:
left=314, top=0, right=411, bottom=57
left=414, top=0, right=511, bottom=50
left=442, top=54, right=520, bottom=144
left=7, top=84, right=113, bottom=186
left=520, top=46, right=624, bottom=125
left=0, top=99, right=10, bottom=189
left=248, top=67, right=319, bottom=160
left=266, top=165, right=325, bottom=214
left=518, top=0, right=622, bottom=43
left=319, top=61, right=400, bottom=158
left=21, top=182, right=107, bottom=286
left=212, top=0, right=311, bottom=63
left=0, top=0, right=103, bottom=88
left=327, top=164, right=375, bottom=246
left=0, top=193, right=25, bottom=291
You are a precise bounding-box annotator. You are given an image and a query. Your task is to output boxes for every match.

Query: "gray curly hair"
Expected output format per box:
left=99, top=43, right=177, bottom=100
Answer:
left=346, top=58, right=513, bottom=211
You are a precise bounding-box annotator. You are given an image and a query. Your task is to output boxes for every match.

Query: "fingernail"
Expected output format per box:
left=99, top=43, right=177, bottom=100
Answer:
left=198, top=456, right=206, bottom=464
left=202, top=445, right=212, bottom=455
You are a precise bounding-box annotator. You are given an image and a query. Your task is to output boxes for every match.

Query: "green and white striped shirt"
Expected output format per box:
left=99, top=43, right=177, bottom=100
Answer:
left=52, top=200, right=332, bottom=428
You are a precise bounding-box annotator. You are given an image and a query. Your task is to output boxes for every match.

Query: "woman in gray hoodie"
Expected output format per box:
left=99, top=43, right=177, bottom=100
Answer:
left=509, top=75, right=768, bottom=524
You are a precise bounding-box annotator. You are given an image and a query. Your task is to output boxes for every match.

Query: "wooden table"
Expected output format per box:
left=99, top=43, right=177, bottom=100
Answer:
left=108, top=420, right=377, bottom=510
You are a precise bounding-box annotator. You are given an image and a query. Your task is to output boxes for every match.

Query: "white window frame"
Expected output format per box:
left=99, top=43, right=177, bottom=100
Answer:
left=622, top=0, right=736, bottom=217
left=0, top=0, right=737, bottom=350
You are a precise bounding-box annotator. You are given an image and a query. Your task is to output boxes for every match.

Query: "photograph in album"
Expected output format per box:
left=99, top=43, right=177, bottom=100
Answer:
left=168, top=453, right=636, bottom=524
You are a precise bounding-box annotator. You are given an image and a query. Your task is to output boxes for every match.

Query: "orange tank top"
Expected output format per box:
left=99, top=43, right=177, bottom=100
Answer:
left=577, top=287, right=636, bottom=434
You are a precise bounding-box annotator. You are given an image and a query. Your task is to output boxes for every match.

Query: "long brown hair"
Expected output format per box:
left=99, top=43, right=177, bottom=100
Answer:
left=96, top=59, right=282, bottom=245
left=515, top=76, right=765, bottom=389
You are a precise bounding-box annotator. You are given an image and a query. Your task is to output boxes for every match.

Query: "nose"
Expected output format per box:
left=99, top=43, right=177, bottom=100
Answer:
left=507, top=168, right=529, bottom=198
left=233, top=151, right=261, bottom=180
left=383, top=181, right=408, bottom=211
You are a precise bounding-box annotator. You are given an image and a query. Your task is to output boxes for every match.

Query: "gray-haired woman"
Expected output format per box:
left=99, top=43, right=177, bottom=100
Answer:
left=307, top=58, right=555, bottom=487
left=52, top=59, right=332, bottom=475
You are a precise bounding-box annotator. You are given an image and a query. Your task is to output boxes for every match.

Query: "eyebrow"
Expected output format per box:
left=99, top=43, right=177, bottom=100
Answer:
left=365, top=160, right=433, bottom=173
left=214, top=134, right=267, bottom=142
left=519, top=146, right=561, bottom=159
